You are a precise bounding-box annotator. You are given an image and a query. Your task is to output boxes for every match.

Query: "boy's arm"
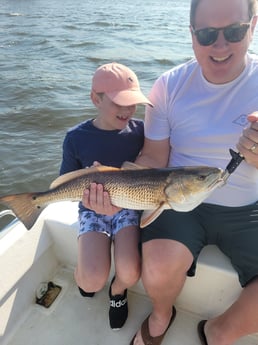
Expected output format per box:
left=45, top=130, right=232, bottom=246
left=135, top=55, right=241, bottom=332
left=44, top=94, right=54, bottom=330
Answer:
left=81, top=137, right=170, bottom=215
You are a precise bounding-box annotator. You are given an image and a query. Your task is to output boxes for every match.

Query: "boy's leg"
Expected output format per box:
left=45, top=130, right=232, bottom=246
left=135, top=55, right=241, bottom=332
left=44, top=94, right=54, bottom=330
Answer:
left=74, top=231, right=111, bottom=293
left=112, top=225, right=141, bottom=294
left=109, top=225, right=140, bottom=330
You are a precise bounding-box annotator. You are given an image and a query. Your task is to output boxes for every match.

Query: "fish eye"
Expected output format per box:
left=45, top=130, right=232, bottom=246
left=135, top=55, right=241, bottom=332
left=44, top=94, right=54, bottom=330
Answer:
left=197, top=175, right=206, bottom=181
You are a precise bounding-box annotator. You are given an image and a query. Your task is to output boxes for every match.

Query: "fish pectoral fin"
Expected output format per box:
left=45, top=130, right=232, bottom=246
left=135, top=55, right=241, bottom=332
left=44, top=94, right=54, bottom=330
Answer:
left=140, top=203, right=166, bottom=228
left=121, top=161, right=150, bottom=170
left=50, top=165, right=120, bottom=189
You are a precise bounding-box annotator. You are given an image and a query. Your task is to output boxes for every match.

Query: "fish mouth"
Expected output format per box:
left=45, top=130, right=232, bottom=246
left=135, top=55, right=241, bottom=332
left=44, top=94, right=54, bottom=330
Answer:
left=207, top=176, right=224, bottom=190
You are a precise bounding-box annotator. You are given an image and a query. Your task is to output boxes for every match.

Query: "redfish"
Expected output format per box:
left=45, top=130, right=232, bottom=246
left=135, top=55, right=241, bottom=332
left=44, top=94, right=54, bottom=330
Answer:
left=0, top=162, right=223, bottom=230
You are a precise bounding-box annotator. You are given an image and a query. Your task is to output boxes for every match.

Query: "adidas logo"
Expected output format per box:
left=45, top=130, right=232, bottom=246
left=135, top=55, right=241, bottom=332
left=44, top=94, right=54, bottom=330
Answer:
left=110, top=298, right=127, bottom=308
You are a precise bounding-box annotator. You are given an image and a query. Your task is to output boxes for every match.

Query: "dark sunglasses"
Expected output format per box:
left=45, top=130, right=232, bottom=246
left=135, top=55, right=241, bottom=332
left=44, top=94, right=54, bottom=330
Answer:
left=191, top=21, right=251, bottom=46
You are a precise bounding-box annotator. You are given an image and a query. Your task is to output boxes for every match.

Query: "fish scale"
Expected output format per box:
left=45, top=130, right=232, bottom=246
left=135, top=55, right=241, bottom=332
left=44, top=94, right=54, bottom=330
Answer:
left=47, top=169, right=169, bottom=209
left=0, top=164, right=223, bottom=230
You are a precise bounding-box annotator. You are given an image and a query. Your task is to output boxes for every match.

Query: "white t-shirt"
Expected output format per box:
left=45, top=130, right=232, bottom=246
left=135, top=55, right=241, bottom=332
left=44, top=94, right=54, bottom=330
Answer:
left=145, top=54, right=258, bottom=206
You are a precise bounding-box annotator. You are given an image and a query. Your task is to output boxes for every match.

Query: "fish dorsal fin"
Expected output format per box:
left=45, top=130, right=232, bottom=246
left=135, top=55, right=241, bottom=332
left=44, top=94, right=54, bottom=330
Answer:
left=140, top=202, right=167, bottom=228
left=121, top=161, right=149, bottom=170
left=49, top=165, right=120, bottom=189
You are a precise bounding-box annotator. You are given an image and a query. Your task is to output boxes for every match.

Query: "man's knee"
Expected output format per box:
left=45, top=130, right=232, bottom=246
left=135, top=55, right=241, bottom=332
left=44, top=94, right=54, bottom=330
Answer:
left=141, top=239, right=192, bottom=284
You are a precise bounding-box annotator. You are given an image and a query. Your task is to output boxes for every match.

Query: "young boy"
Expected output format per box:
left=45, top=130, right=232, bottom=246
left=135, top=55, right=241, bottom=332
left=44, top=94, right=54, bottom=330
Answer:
left=60, top=62, right=152, bottom=330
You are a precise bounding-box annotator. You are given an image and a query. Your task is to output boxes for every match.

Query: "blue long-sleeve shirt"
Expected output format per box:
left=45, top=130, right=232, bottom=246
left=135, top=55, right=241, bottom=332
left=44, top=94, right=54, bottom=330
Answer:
left=60, top=118, right=144, bottom=211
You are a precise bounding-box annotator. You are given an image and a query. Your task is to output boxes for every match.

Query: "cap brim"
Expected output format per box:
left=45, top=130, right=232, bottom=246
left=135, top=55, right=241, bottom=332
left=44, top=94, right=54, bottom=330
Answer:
left=106, top=89, right=153, bottom=107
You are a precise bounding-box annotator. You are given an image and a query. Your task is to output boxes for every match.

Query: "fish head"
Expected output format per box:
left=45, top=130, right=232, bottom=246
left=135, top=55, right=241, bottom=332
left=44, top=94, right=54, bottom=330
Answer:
left=164, top=166, right=223, bottom=211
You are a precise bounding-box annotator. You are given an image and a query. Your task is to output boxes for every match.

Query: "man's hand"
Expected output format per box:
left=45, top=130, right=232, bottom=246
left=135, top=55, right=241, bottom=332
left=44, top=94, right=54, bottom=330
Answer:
left=237, top=112, right=258, bottom=169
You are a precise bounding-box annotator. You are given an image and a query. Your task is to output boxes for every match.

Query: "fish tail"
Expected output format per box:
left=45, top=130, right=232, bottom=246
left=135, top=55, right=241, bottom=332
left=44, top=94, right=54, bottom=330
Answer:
left=0, top=193, right=44, bottom=230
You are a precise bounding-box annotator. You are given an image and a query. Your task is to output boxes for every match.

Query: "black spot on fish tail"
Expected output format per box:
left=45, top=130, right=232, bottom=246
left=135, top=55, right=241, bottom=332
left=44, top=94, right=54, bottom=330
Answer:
left=0, top=192, right=44, bottom=230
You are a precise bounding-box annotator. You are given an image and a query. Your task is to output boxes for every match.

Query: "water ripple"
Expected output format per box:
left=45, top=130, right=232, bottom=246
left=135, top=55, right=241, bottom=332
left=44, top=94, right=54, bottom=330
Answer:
left=0, top=0, right=257, bottom=206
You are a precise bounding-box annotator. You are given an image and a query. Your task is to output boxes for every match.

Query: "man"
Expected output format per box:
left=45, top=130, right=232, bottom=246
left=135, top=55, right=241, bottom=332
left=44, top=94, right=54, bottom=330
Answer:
left=84, top=1, right=258, bottom=344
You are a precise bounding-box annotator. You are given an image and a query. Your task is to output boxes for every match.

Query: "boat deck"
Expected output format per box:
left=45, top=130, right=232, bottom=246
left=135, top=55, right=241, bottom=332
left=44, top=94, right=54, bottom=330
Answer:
left=1, top=202, right=258, bottom=345
left=6, top=267, right=258, bottom=345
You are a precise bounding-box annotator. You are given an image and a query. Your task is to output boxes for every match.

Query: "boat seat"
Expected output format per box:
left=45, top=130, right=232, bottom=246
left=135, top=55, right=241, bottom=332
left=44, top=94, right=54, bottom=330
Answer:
left=44, top=202, right=242, bottom=318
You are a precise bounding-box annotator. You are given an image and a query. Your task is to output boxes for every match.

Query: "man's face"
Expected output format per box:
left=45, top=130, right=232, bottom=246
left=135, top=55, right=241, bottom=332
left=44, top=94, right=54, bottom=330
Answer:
left=191, top=0, right=257, bottom=84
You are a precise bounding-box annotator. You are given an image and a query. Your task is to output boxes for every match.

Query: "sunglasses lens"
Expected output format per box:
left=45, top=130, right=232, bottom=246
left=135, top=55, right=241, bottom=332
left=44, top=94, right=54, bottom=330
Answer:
left=224, top=24, right=250, bottom=42
left=195, top=28, right=218, bottom=46
left=194, top=23, right=250, bottom=46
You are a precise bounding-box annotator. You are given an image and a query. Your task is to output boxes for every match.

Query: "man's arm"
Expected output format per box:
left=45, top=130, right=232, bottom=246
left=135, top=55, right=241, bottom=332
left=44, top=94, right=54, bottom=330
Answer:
left=135, top=137, right=170, bottom=168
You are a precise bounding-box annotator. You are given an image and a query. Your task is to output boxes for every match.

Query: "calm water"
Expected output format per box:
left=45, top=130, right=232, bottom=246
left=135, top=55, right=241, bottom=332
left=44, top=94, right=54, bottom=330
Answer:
left=0, top=0, right=258, bottom=220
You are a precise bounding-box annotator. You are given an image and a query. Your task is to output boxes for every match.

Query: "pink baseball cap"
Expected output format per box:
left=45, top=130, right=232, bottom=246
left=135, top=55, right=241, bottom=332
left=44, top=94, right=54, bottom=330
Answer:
left=92, top=62, right=153, bottom=107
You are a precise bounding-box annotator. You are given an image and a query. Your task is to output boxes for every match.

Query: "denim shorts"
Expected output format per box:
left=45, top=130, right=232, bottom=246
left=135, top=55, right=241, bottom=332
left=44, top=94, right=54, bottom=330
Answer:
left=78, top=208, right=140, bottom=239
left=141, top=202, right=258, bottom=287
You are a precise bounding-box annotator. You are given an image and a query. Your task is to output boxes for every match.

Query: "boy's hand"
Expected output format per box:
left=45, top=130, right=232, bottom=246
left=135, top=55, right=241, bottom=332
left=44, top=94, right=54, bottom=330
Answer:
left=82, top=183, right=121, bottom=216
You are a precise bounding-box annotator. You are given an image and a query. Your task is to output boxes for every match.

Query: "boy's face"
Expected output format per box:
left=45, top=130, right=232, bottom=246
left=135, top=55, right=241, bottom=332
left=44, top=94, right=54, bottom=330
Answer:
left=92, top=92, right=137, bottom=130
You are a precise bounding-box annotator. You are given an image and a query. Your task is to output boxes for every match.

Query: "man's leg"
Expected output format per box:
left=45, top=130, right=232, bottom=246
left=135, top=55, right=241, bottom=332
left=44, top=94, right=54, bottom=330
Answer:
left=131, top=238, right=193, bottom=345
left=204, top=277, right=258, bottom=345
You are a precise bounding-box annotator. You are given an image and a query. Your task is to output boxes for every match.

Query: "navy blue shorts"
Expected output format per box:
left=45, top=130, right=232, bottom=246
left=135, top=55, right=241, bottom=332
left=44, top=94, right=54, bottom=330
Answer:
left=141, top=202, right=258, bottom=287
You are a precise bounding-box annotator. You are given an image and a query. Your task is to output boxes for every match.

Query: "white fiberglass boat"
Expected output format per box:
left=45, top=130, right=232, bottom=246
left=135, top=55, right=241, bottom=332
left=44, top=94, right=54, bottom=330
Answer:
left=1, top=201, right=258, bottom=345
